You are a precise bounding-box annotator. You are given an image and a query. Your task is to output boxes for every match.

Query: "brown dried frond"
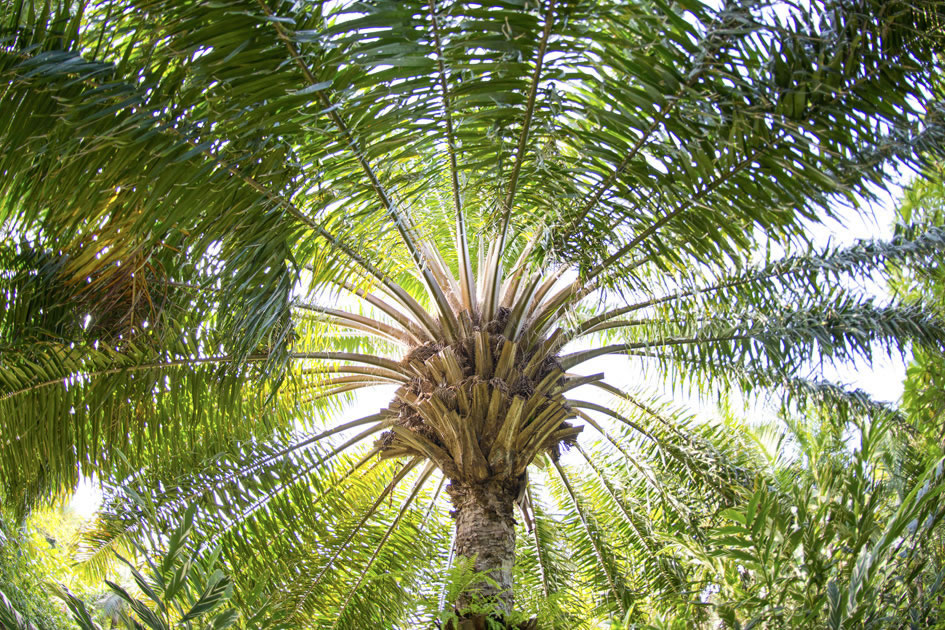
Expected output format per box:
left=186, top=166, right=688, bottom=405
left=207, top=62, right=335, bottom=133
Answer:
left=403, top=343, right=442, bottom=364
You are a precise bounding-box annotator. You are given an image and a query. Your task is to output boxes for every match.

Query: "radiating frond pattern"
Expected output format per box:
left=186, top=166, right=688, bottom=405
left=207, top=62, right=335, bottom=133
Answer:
left=2, top=0, right=945, bottom=626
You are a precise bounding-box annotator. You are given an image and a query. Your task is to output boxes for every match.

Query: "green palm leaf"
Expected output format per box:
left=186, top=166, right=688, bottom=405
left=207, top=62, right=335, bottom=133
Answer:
left=3, top=0, right=945, bottom=625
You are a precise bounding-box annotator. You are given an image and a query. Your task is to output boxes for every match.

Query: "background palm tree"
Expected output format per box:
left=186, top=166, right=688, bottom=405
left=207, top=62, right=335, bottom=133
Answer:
left=895, top=162, right=945, bottom=458
left=670, top=404, right=945, bottom=628
left=2, top=0, right=945, bottom=626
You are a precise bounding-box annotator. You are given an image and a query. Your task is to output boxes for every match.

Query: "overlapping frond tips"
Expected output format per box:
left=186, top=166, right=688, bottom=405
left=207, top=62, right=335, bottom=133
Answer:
left=3, top=0, right=945, bottom=625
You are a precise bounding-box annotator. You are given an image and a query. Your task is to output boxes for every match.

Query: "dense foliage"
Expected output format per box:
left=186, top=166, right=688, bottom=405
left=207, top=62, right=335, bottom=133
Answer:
left=2, top=0, right=945, bottom=627
left=896, top=165, right=945, bottom=462
left=677, top=411, right=945, bottom=628
left=0, top=503, right=98, bottom=630
left=53, top=504, right=240, bottom=630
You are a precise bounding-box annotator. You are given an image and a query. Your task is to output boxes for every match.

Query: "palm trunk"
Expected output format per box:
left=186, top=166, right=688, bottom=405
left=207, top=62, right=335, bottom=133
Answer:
left=447, top=479, right=518, bottom=616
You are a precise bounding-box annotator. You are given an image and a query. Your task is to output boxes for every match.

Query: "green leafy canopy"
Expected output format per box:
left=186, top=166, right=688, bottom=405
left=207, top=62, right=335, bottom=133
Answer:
left=1, top=0, right=945, bottom=626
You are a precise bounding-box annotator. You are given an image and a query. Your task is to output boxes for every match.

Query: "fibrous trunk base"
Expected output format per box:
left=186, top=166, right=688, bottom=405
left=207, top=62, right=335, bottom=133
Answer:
left=448, top=479, right=518, bottom=616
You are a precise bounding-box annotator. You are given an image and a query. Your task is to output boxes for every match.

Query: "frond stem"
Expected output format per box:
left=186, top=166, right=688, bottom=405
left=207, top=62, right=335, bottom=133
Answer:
left=551, top=459, right=627, bottom=615
left=527, top=485, right=551, bottom=599
left=332, top=462, right=437, bottom=625
left=487, top=0, right=557, bottom=318
left=293, top=457, right=422, bottom=615
left=295, top=303, right=415, bottom=345
left=255, top=0, right=460, bottom=339
left=428, top=0, right=476, bottom=311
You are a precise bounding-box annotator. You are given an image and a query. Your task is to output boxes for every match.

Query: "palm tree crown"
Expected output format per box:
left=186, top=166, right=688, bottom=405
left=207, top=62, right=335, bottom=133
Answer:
left=2, top=0, right=945, bottom=626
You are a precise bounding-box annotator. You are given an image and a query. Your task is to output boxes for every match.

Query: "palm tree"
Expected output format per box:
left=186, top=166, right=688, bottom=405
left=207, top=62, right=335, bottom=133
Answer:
left=896, top=163, right=945, bottom=456
left=2, top=0, right=945, bottom=625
